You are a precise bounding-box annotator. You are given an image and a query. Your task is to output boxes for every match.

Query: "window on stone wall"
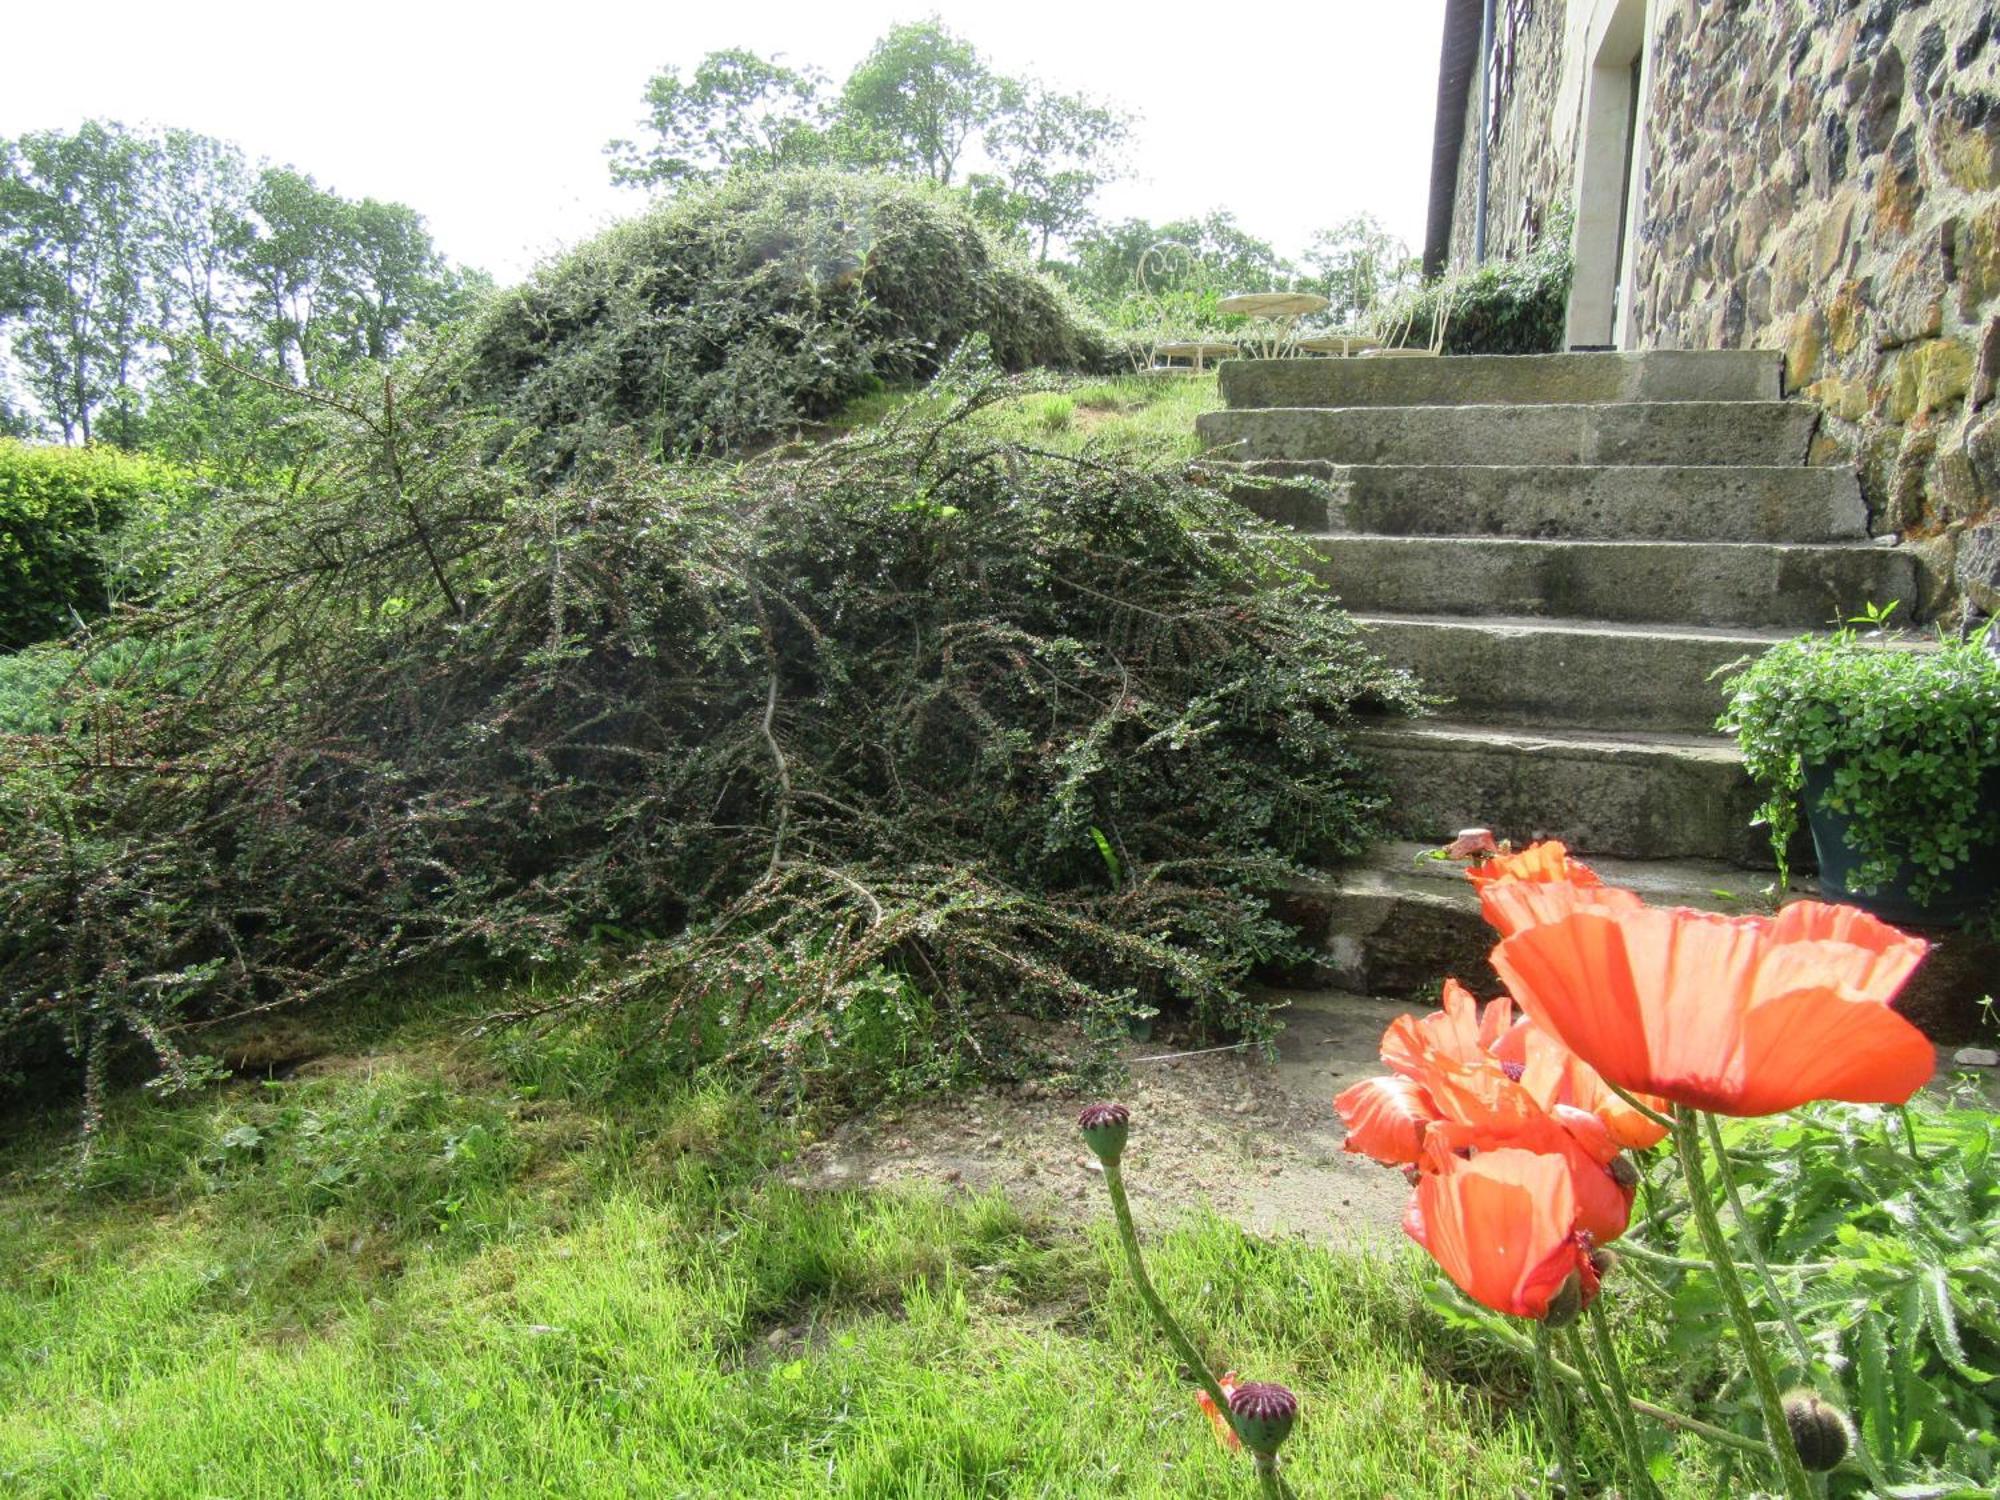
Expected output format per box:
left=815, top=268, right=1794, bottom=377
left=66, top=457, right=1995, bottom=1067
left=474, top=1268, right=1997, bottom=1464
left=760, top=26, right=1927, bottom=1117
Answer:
left=1487, top=0, right=1534, bottom=144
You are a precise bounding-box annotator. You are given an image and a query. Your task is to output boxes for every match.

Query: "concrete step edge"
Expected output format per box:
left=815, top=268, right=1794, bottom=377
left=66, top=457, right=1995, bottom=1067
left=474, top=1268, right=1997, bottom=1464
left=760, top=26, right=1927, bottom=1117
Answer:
left=1356, top=718, right=1745, bottom=765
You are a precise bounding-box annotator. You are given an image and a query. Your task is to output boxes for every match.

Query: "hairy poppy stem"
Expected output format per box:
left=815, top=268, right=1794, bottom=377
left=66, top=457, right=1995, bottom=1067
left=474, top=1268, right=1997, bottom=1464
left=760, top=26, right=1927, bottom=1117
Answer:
left=1895, top=1104, right=1926, bottom=1168
left=1674, top=1106, right=1816, bottom=1500
left=1253, top=1454, right=1291, bottom=1498
left=1584, top=1302, right=1666, bottom=1500
left=1099, top=1158, right=1232, bottom=1417
left=1532, top=1320, right=1581, bottom=1493
left=1473, top=1305, right=1771, bottom=1457
left=1617, top=1239, right=1833, bottom=1276
left=1700, top=1111, right=1818, bottom=1376
left=1560, top=1325, right=1631, bottom=1484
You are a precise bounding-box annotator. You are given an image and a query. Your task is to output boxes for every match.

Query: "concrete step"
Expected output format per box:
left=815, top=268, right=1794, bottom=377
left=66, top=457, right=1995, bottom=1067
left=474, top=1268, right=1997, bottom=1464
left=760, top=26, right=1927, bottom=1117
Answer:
left=1308, top=535, right=1916, bottom=630
left=1208, top=462, right=1869, bottom=543
left=1220, top=350, right=1782, bottom=410
left=1268, top=841, right=1996, bottom=1042
left=1354, top=720, right=1773, bottom=866
left=1354, top=613, right=1789, bottom=734
left=1273, top=841, right=1783, bottom=997
left=1195, top=401, right=1819, bottom=467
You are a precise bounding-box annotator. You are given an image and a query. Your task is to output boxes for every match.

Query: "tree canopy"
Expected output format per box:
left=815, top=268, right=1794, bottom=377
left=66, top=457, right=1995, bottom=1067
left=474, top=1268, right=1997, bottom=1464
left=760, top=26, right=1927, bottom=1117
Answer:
left=0, top=120, right=488, bottom=455
left=608, top=22, right=1134, bottom=266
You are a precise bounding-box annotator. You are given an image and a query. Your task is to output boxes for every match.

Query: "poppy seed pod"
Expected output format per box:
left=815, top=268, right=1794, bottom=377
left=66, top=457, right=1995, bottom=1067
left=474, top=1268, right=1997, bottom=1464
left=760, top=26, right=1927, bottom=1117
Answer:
left=1227, top=1381, right=1298, bottom=1458
left=1782, top=1391, right=1852, bottom=1472
left=1076, top=1102, right=1130, bottom=1164
left=1543, top=1270, right=1586, bottom=1329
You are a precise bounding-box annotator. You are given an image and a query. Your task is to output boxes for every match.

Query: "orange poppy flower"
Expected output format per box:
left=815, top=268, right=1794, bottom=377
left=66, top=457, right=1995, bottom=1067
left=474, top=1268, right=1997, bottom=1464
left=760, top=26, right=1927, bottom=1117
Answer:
left=1467, top=839, right=1644, bottom=939
left=1196, top=1372, right=1242, bottom=1451
left=1337, top=981, right=1635, bottom=1243
left=1403, top=1140, right=1599, bottom=1320
left=1489, top=1017, right=1670, bottom=1151
left=1491, top=900, right=1933, bottom=1117
left=1416, top=1055, right=1634, bottom=1245
left=1378, top=978, right=1515, bottom=1078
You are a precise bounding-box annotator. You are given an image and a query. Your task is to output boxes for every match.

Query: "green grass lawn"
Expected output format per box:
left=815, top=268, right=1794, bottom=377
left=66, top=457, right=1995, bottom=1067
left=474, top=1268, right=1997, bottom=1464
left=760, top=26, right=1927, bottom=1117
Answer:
left=0, top=996, right=1555, bottom=1498
left=834, top=372, right=1223, bottom=464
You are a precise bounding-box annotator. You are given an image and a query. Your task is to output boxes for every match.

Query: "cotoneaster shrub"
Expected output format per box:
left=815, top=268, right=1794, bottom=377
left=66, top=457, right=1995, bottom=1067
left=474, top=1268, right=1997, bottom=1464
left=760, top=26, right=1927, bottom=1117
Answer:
left=0, top=345, right=1419, bottom=1118
left=465, top=170, right=1119, bottom=467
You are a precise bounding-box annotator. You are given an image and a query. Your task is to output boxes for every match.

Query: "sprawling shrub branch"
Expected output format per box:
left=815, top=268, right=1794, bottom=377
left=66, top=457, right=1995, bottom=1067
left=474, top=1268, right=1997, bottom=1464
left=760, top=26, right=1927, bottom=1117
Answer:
left=0, top=345, right=1418, bottom=1117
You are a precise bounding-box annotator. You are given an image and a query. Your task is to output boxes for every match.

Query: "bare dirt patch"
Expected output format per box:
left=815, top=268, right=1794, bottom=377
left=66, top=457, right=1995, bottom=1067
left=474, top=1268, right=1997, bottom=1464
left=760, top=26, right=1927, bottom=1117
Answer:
left=786, top=988, right=1419, bottom=1252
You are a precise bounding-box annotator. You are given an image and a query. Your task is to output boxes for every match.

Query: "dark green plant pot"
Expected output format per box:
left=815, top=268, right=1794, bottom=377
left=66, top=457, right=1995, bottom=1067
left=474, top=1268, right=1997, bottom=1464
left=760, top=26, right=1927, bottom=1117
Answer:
left=1802, top=761, right=2000, bottom=926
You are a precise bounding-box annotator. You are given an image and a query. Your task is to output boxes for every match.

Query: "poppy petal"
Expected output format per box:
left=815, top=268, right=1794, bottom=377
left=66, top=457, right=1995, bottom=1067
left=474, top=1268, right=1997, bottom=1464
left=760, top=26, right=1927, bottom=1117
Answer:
left=1730, top=985, right=1934, bottom=1114
left=1334, top=1076, right=1437, bottom=1164
left=1407, top=1144, right=1585, bottom=1319
left=1493, top=901, right=1932, bottom=1117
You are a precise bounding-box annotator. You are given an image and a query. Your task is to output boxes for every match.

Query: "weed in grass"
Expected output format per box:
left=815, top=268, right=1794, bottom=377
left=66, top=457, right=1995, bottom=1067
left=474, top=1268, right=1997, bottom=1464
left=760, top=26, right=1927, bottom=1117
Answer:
left=1034, top=394, right=1076, bottom=432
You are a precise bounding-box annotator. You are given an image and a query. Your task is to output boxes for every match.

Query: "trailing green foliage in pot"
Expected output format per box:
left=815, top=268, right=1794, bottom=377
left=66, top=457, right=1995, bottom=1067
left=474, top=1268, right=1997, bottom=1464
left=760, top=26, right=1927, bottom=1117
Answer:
left=1375, top=226, right=1572, bottom=356
left=0, top=340, right=1421, bottom=1121
left=0, top=441, right=200, bottom=651
left=464, top=169, right=1117, bottom=468
left=1717, top=617, right=2000, bottom=924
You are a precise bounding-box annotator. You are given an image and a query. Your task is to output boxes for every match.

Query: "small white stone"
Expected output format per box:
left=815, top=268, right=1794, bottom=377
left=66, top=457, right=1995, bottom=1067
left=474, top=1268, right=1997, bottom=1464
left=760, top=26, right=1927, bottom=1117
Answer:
left=1952, top=1047, right=1999, bottom=1068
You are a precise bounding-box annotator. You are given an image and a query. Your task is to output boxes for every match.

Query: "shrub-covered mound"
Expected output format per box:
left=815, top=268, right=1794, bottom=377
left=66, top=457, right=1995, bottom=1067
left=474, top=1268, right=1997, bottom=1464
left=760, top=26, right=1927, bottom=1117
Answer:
left=0, top=349, right=1418, bottom=1115
left=0, top=440, right=197, bottom=651
left=467, top=171, right=1117, bottom=466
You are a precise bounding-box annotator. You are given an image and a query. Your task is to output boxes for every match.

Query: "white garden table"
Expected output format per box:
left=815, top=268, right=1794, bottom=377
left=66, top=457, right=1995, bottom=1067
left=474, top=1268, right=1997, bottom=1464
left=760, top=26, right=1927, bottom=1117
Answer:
left=1154, top=339, right=1240, bottom=372
left=1218, top=291, right=1331, bottom=357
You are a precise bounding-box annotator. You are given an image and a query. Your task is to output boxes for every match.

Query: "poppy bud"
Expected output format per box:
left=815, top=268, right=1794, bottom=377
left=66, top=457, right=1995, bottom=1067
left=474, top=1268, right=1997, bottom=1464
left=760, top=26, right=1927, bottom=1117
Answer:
left=1076, top=1102, right=1130, bottom=1164
left=1608, top=1153, right=1640, bottom=1190
left=1782, top=1391, right=1852, bottom=1472
left=1227, top=1381, right=1298, bottom=1458
left=1588, top=1247, right=1619, bottom=1281
left=1543, top=1271, right=1585, bottom=1328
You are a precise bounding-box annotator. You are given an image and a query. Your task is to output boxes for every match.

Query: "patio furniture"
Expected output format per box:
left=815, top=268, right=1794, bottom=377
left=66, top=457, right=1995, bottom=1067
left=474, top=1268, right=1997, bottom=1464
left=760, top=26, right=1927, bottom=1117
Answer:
left=1153, top=339, right=1240, bottom=372
left=1293, top=332, right=1383, bottom=357
left=1218, top=291, right=1331, bottom=357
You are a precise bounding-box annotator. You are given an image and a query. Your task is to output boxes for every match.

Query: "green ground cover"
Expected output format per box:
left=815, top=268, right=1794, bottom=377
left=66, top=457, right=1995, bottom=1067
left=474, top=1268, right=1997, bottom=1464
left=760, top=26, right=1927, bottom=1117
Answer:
left=0, top=996, right=1548, bottom=1499
left=836, top=371, right=1223, bottom=462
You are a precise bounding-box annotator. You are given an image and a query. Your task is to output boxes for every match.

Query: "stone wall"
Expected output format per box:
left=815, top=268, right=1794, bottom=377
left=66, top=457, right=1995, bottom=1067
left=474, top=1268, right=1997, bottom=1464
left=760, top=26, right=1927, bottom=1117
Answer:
left=1439, top=0, right=2000, bottom=617
left=1446, top=0, right=1572, bottom=268
left=1633, top=0, right=2000, bottom=618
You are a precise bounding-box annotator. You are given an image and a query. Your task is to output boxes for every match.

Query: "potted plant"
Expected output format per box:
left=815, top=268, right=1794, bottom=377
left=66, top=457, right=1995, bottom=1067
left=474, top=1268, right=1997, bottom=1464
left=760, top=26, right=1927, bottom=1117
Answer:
left=1717, top=615, right=2000, bottom=927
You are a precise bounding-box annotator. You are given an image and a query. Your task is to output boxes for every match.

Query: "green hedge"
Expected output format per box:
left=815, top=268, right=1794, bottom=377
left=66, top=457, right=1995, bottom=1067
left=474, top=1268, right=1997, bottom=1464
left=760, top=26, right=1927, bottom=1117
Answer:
left=0, top=442, right=196, bottom=651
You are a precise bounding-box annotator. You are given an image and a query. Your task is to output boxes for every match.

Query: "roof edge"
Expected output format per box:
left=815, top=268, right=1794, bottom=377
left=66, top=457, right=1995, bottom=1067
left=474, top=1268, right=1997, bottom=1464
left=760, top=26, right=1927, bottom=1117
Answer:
left=1423, top=0, right=1485, bottom=280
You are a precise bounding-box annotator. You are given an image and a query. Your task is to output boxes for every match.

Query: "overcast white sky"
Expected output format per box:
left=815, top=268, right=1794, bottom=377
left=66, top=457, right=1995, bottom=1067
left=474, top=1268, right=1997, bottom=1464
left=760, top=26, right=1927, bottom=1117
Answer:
left=2, top=1, right=1447, bottom=285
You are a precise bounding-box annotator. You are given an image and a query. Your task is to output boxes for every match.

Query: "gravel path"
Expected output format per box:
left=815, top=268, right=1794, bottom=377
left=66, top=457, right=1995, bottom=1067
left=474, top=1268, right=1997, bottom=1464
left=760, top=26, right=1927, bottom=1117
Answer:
left=786, top=988, right=1419, bottom=1252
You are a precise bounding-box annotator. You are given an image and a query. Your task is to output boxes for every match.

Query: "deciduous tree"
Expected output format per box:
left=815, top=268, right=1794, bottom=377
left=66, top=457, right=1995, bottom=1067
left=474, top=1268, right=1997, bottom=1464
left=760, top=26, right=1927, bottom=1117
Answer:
left=837, top=20, right=998, bottom=186
left=972, top=85, right=1133, bottom=261
left=607, top=49, right=830, bottom=190
left=0, top=122, right=157, bottom=444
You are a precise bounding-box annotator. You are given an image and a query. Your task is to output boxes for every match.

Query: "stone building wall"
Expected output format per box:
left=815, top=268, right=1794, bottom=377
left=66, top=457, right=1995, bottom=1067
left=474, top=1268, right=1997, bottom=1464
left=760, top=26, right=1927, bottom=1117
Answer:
left=1446, top=0, right=1572, bottom=267
left=1438, top=0, right=2000, bottom=616
left=1633, top=0, right=2000, bottom=616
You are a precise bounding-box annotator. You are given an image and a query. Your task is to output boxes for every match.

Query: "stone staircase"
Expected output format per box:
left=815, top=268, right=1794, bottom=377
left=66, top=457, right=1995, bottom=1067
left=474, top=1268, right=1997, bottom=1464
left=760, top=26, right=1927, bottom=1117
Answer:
left=1194, top=351, right=1985, bottom=1040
